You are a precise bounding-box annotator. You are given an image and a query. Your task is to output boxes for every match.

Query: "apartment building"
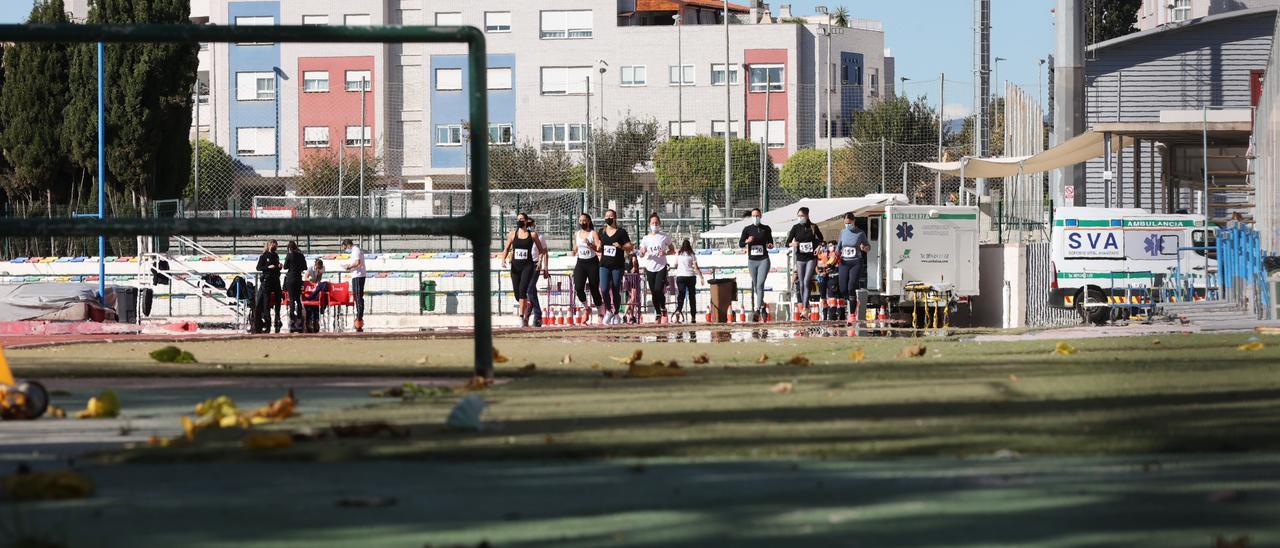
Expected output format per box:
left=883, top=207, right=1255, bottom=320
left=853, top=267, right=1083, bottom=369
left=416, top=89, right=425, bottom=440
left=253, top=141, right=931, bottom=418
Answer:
left=1135, top=0, right=1280, bottom=30
left=79, top=0, right=889, bottom=190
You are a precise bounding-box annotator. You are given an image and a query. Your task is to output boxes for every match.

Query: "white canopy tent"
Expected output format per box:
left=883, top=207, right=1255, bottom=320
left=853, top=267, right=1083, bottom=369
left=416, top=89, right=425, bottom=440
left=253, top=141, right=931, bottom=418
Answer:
left=912, top=131, right=1134, bottom=201
left=700, top=194, right=909, bottom=240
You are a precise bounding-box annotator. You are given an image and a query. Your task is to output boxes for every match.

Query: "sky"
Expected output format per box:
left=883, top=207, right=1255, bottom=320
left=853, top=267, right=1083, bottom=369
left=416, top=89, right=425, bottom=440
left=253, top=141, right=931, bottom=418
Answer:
left=790, top=0, right=1058, bottom=119
left=0, top=0, right=1056, bottom=118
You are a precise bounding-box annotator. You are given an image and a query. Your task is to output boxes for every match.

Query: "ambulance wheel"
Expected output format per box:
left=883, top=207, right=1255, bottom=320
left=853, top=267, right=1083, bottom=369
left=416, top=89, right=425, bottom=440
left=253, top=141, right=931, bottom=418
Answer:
left=1076, top=288, right=1110, bottom=325
left=16, top=381, right=49, bottom=419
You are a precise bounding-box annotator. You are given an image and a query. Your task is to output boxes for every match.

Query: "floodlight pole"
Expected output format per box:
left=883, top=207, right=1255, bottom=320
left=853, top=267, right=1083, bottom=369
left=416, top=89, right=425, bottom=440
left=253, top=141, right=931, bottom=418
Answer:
left=359, top=77, right=367, bottom=219
left=724, top=0, right=732, bottom=218
left=96, top=41, right=106, bottom=307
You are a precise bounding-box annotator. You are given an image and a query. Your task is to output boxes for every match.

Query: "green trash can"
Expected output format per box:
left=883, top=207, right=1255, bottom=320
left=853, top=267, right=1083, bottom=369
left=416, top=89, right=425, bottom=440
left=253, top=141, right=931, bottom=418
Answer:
left=420, top=280, right=437, bottom=312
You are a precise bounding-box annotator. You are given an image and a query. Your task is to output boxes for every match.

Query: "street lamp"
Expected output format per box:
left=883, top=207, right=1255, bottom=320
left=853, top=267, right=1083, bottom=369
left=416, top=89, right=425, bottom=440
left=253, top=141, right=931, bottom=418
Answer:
left=899, top=76, right=910, bottom=97
left=815, top=5, right=845, bottom=199
left=993, top=56, right=1007, bottom=98
left=673, top=13, right=683, bottom=139
left=1038, top=58, right=1046, bottom=114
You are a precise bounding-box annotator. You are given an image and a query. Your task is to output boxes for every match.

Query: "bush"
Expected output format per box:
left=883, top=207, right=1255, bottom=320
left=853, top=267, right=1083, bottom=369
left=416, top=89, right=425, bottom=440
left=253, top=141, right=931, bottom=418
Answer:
left=653, top=136, right=764, bottom=201
left=779, top=147, right=869, bottom=198
left=184, top=139, right=236, bottom=208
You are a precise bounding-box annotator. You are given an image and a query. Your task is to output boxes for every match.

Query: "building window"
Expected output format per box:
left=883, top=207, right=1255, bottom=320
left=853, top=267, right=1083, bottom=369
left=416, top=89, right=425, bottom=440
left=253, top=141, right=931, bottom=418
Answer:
left=345, top=70, right=372, bottom=92
left=749, top=64, right=784, bottom=92
left=668, top=121, right=696, bottom=137
left=489, top=124, right=513, bottom=145
left=488, top=67, right=513, bottom=90
left=435, top=124, right=464, bottom=146
left=870, top=68, right=879, bottom=96
left=236, top=127, right=275, bottom=156
left=345, top=126, right=372, bottom=147
left=541, top=123, right=587, bottom=150
left=233, top=15, right=274, bottom=45
left=485, top=11, right=511, bottom=32
left=435, top=68, right=462, bottom=91
left=668, top=64, right=694, bottom=86
left=436, top=12, right=462, bottom=26
left=302, top=14, right=328, bottom=25
left=1171, top=0, right=1190, bottom=22
left=540, top=10, right=592, bottom=39
left=748, top=120, right=785, bottom=148
left=344, top=14, right=371, bottom=26
left=712, top=120, right=740, bottom=138
left=621, top=65, right=647, bottom=87
left=235, top=72, right=275, bottom=101
left=303, top=126, right=330, bottom=148
left=303, top=71, right=329, bottom=93
left=196, top=71, right=210, bottom=104
left=711, top=64, right=740, bottom=86
left=540, top=66, right=592, bottom=95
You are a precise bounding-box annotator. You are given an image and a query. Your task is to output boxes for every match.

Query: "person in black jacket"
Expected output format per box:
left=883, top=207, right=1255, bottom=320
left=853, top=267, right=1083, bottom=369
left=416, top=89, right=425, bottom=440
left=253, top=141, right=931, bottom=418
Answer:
left=784, top=207, right=824, bottom=319
left=739, top=207, right=774, bottom=321
left=282, top=241, right=307, bottom=333
left=254, top=239, right=283, bottom=333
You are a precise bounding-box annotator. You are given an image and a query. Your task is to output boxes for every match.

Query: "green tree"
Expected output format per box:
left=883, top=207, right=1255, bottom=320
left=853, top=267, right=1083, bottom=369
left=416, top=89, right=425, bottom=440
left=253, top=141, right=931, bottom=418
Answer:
left=653, top=136, right=763, bottom=201
left=779, top=148, right=866, bottom=198
left=832, top=6, right=850, bottom=27
left=489, top=143, right=581, bottom=190
left=294, top=147, right=384, bottom=197
left=0, top=0, right=72, bottom=200
left=63, top=0, right=200, bottom=201
left=844, top=95, right=951, bottom=187
left=1088, top=0, right=1141, bottom=44
left=591, top=116, right=659, bottom=192
left=184, top=139, right=236, bottom=208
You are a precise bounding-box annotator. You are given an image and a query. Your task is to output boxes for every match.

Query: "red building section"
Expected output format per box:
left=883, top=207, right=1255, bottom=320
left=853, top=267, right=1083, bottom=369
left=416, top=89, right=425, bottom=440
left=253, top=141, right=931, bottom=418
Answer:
left=297, top=56, right=376, bottom=160
left=744, top=48, right=789, bottom=164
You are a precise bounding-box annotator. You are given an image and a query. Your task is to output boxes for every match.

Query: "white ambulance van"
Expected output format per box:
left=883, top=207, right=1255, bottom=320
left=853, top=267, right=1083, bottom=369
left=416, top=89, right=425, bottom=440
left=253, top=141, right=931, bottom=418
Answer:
left=1049, top=207, right=1211, bottom=323
left=856, top=204, right=981, bottom=320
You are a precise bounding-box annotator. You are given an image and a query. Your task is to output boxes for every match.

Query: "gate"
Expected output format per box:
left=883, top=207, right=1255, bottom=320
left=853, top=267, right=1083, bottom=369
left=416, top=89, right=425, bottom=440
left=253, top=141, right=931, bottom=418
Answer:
left=1025, top=241, right=1077, bottom=327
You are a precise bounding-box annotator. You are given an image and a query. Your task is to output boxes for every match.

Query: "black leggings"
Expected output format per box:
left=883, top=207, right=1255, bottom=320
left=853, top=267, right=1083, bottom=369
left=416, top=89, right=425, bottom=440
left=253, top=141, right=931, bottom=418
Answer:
left=838, top=260, right=863, bottom=308
left=573, top=259, right=602, bottom=307
left=675, top=276, right=697, bottom=315
left=510, top=262, right=535, bottom=300
left=644, top=268, right=669, bottom=314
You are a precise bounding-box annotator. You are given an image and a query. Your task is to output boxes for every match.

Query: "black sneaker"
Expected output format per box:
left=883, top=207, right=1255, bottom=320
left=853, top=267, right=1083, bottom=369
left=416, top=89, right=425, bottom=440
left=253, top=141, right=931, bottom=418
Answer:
left=533, top=317, right=543, bottom=328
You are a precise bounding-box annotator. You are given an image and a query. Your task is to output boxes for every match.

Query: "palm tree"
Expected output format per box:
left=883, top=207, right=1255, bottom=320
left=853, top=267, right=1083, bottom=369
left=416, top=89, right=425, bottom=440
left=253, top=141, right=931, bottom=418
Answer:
left=833, top=6, right=850, bottom=27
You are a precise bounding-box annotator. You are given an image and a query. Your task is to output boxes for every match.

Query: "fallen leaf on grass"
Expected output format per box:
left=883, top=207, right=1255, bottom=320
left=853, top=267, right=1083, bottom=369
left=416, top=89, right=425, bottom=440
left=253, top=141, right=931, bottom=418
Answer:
left=331, top=422, right=410, bottom=439
left=896, top=345, right=927, bottom=359
left=368, top=386, right=405, bottom=398
left=75, top=390, right=120, bottom=419
left=1215, top=534, right=1251, bottom=548
left=1237, top=341, right=1265, bottom=352
left=47, top=406, right=66, bottom=419
left=462, top=376, right=494, bottom=391
left=785, top=355, right=812, bottom=366
left=848, top=347, right=865, bottom=362
left=518, top=363, right=537, bottom=374
left=492, top=347, right=510, bottom=363
left=620, top=361, right=687, bottom=379
left=243, top=432, right=294, bottom=449
left=415, top=356, right=430, bottom=365
left=610, top=349, right=644, bottom=366
left=769, top=382, right=794, bottom=394
left=561, top=354, right=573, bottom=365
left=1151, top=339, right=1161, bottom=346
left=1052, top=342, right=1077, bottom=356
left=757, top=353, right=769, bottom=364
left=1008, top=374, right=1020, bottom=383
left=336, top=496, right=397, bottom=508
left=1, top=469, right=94, bottom=501
left=590, top=362, right=601, bottom=370
left=692, top=353, right=710, bottom=364
left=246, top=390, right=298, bottom=424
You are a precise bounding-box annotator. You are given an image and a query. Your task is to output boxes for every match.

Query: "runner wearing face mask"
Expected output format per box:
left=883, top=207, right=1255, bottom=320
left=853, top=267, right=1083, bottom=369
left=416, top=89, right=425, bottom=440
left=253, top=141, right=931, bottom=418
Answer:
left=596, top=209, right=632, bottom=323
left=784, top=206, right=823, bottom=320
left=637, top=212, right=676, bottom=323
left=738, top=207, right=774, bottom=321
left=501, top=212, right=548, bottom=328
left=837, top=212, right=871, bottom=323
left=571, top=212, right=603, bottom=324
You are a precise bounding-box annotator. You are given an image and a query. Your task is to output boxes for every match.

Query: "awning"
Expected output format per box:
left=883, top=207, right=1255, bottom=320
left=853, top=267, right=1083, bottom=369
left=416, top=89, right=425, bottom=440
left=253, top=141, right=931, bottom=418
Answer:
left=700, top=194, right=908, bottom=239
left=913, top=131, right=1135, bottom=178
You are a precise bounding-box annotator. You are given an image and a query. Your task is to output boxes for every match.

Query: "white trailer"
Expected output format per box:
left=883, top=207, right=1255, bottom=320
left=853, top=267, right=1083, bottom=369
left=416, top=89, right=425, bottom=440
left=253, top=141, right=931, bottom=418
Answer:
left=1048, top=207, right=1212, bottom=324
left=855, top=205, right=981, bottom=323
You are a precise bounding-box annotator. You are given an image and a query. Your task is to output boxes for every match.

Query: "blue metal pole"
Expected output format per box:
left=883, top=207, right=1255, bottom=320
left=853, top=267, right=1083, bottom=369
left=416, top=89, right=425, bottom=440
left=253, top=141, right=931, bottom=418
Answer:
left=97, top=42, right=106, bottom=307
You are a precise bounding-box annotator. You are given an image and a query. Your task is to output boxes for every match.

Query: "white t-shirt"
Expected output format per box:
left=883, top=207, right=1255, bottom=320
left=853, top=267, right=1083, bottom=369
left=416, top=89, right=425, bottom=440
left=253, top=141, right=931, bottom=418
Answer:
left=639, top=233, right=673, bottom=272
left=575, top=231, right=598, bottom=261
left=674, top=253, right=698, bottom=277
left=530, top=233, right=547, bottom=264
left=346, top=245, right=367, bottom=278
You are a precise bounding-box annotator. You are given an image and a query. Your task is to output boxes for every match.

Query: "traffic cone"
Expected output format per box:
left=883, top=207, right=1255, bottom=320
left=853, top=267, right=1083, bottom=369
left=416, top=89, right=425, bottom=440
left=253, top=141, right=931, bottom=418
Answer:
left=809, top=305, right=820, bottom=321
left=737, top=304, right=746, bottom=323
left=876, top=307, right=887, bottom=328
left=728, top=304, right=737, bottom=323
left=793, top=304, right=803, bottom=322
left=705, top=305, right=713, bottom=323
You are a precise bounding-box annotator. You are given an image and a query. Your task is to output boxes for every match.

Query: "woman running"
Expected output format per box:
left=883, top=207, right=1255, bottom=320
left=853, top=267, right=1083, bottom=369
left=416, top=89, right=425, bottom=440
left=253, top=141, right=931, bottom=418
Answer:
left=784, top=206, right=823, bottom=319
left=597, top=209, right=632, bottom=323
left=739, top=207, right=774, bottom=321
left=571, top=213, right=604, bottom=324
left=638, top=212, right=676, bottom=323
left=501, top=212, right=547, bottom=327
left=672, top=239, right=706, bottom=323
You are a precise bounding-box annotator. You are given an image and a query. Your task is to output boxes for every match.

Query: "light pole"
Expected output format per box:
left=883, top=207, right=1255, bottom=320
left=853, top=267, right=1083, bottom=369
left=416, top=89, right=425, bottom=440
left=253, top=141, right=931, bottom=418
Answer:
left=815, top=6, right=844, bottom=199
left=899, top=76, right=910, bottom=98
left=723, top=0, right=732, bottom=218
left=597, top=61, right=607, bottom=211
left=673, top=14, right=684, bottom=139
left=993, top=57, right=1007, bottom=97
left=1038, top=58, right=1046, bottom=115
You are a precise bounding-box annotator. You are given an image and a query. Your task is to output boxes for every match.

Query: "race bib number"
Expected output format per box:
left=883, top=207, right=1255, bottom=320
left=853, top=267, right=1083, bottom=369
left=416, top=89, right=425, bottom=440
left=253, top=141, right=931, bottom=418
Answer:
left=577, top=249, right=594, bottom=260
left=602, top=246, right=618, bottom=257
left=798, top=242, right=814, bottom=254
left=513, top=249, right=529, bottom=261
left=647, top=246, right=662, bottom=256
left=750, top=245, right=765, bottom=257
left=842, top=246, right=857, bottom=259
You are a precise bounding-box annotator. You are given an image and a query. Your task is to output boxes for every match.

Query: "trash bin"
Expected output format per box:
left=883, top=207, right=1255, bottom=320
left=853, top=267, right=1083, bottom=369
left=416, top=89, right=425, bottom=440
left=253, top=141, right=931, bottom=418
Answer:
left=420, top=280, right=437, bottom=312
left=708, top=278, right=737, bottom=323
left=111, top=286, right=139, bottom=323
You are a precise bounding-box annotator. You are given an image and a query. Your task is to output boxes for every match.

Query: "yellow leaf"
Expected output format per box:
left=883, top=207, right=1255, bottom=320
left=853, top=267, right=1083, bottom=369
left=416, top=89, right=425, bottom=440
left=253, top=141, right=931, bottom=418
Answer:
left=181, top=415, right=197, bottom=440
left=1009, top=374, right=1020, bottom=383
left=1052, top=342, right=1077, bottom=356
left=896, top=345, right=927, bottom=358
left=610, top=349, right=644, bottom=366
left=561, top=354, right=573, bottom=365
left=769, top=382, right=794, bottom=394
left=1238, top=341, right=1265, bottom=352
left=518, top=363, right=537, bottom=374
left=75, top=390, right=121, bottom=419
left=463, top=376, right=494, bottom=391
left=622, top=362, right=687, bottom=378
left=243, top=432, right=294, bottom=449
left=247, top=390, right=298, bottom=422
left=786, top=355, right=811, bottom=366
left=218, top=414, right=240, bottom=428
left=692, top=354, right=710, bottom=364
left=493, top=347, right=510, bottom=363
left=849, top=347, right=865, bottom=362
left=756, top=353, right=769, bottom=364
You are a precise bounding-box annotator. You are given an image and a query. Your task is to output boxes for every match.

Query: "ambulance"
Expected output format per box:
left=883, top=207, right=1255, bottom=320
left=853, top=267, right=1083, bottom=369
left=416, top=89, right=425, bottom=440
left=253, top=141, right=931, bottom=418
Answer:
left=854, top=204, right=981, bottom=322
left=1048, top=207, right=1212, bottom=324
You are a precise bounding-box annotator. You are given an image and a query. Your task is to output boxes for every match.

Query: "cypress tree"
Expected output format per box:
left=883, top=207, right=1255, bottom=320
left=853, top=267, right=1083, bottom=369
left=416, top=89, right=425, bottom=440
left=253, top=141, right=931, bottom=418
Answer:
left=0, top=0, right=72, bottom=200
